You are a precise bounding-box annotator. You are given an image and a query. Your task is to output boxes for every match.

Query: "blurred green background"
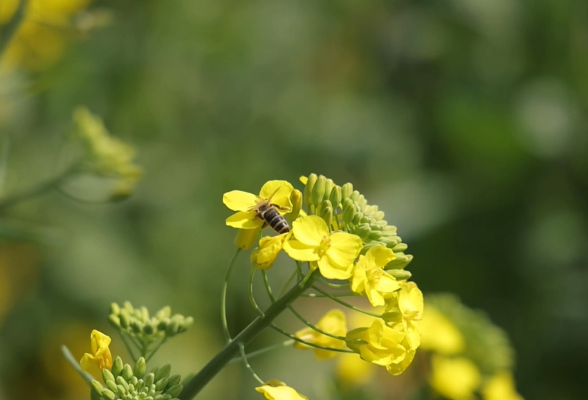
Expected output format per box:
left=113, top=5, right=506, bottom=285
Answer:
left=1, top=0, right=587, bottom=399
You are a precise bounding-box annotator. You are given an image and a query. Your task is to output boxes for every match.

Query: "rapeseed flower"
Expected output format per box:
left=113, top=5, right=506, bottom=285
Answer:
left=294, top=309, right=347, bottom=360
left=345, top=319, right=407, bottom=367
left=482, top=372, right=524, bottom=400
left=80, top=330, right=112, bottom=370
left=350, top=246, right=399, bottom=307
left=429, top=355, right=481, bottom=400
left=283, top=215, right=362, bottom=280
left=224, top=180, right=293, bottom=230
left=256, top=381, right=309, bottom=400
left=251, top=233, right=289, bottom=269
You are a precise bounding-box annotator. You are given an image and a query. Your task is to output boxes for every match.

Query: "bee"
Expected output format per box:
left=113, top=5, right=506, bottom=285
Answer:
left=250, top=188, right=291, bottom=234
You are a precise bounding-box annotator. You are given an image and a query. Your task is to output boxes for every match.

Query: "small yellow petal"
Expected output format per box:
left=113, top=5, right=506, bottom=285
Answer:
left=226, top=211, right=264, bottom=229
left=365, top=246, right=396, bottom=267
left=327, top=232, right=363, bottom=266
left=80, top=353, right=95, bottom=371
left=256, top=384, right=309, bottom=400
left=317, top=256, right=352, bottom=280
left=291, top=216, right=328, bottom=246
left=283, top=239, right=320, bottom=261
left=223, top=190, right=258, bottom=211
left=259, top=180, right=294, bottom=209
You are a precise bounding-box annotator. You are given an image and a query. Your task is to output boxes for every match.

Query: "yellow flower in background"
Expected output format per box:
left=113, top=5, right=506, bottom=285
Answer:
left=223, top=180, right=293, bottom=230
left=345, top=318, right=407, bottom=367
left=429, top=355, right=480, bottom=400
left=80, top=330, right=112, bottom=370
left=350, top=246, right=399, bottom=307
left=336, top=353, right=375, bottom=386
left=482, top=372, right=524, bottom=400
left=0, top=0, right=92, bottom=71
left=419, top=306, right=464, bottom=355
left=256, top=381, right=309, bottom=400
left=250, top=233, right=289, bottom=269
left=283, top=215, right=362, bottom=280
left=294, top=309, right=347, bottom=360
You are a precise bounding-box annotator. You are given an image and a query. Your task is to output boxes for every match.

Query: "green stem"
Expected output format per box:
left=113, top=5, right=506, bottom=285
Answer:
left=227, top=340, right=294, bottom=365
left=311, top=285, right=381, bottom=318
left=317, top=277, right=350, bottom=289
left=178, top=270, right=318, bottom=400
left=238, top=343, right=265, bottom=385
left=278, top=268, right=299, bottom=297
left=268, top=323, right=353, bottom=354
left=261, top=270, right=275, bottom=302
left=221, top=249, right=241, bottom=342
left=0, top=166, right=77, bottom=212
left=286, top=304, right=346, bottom=341
left=119, top=332, right=138, bottom=362
left=61, top=345, right=94, bottom=385
left=146, top=338, right=167, bottom=362
left=0, top=0, right=28, bottom=60
left=301, top=293, right=358, bottom=298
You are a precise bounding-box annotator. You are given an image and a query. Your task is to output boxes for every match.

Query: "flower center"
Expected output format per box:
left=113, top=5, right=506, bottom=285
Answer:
left=317, top=235, right=331, bottom=257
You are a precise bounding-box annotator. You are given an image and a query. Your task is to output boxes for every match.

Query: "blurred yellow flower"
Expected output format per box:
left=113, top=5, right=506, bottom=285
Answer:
left=294, top=309, right=347, bottom=360
left=250, top=233, right=289, bottom=269
left=482, top=372, right=524, bottom=400
left=350, top=246, right=399, bottom=307
left=345, top=319, right=407, bottom=367
left=283, top=215, right=362, bottom=280
left=223, top=180, right=293, bottom=230
left=256, top=381, right=309, bottom=400
left=80, top=329, right=112, bottom=370
left=429, top=355, right=480, bottom=400
left=419, top=306, right=464, bottom=355
left=336, top=353, right=375, bottom=386
left=0, top=0, right=91, bottom=71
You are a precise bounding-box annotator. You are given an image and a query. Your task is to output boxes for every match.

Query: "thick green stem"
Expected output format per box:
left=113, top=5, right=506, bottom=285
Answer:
left=178, top=270, right=317, bottom=399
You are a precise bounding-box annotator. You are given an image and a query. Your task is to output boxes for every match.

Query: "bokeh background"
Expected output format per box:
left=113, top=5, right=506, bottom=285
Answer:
left=1, top=0, right=587, bottom=399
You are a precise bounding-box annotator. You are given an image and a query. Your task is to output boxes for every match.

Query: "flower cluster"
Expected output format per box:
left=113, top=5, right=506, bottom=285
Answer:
left=72, top=107, right=143, bottom=199
left=223, top=174, right=422, bottom=397
left=421, top=294, right=523, bottom=400
left=91, top=356, right=183, bottom=400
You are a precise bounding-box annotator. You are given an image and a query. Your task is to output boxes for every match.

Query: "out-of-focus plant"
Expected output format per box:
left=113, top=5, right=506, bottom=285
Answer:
left=62, top=174, right=421, bottom=399
left=332, top=294, right=524, bottom=400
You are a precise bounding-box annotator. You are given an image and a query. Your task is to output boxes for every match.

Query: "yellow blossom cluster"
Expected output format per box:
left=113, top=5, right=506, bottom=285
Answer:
left=421, top=295, right=524, bottom=400
left=223, top=176, right=422, bottom=398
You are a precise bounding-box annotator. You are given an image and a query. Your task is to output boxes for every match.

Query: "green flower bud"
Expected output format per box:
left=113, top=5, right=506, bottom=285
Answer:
left=110, top=303, right=121, bottom=315
left=108, top=314, right=121, bottom=329
left=324, top=179, right=335, bottom=202
left=166, top=319, right=179, bottom=336
left=155, top=377, right=169, bottom=391
left=155, top=364, right=171, bottom=381
left=111, top=357, right=124, bottom=377
left=124, top=301, right=134, bottom=313
left=144, top=373, right=155, bottom=388
left=288, top=189, right=303, bottom=221
left=134, top=357, right=147, bottom=378
left=105, top=380, right=118, bottom=393
left=387, top=269, right=412, bottom=280
left=122, top=364, right=134, bottom=381
left=102, top=389, right=116, bottom=400
left=166, top=384, right=183, bottom=398
left=140, top=306, right=150, bottom=322
left=155, top=306, right=172, bottom=320
left=310, top=175, right=327, bottom=205
left=181, top=316, right=194, bottom=331
left=143, top=322, right=155, bottom=335
left=320, top=203, right=333, bottom=228
left=303, top=174, right=318, bottom=206
left=131, top=320, right=144, bottom=333
left=130, top=376, right=138, bottom=386
left=167, top=375, right=182, bottom=388
left=158, top=319, right=168, bottom=331
left=329, top=186, right=342, bottom=209
left=341, top=182, right=353, bottom=201
left=154, top=395, right=165, bottom=400
left=102, top=369, right=115, bottom=384
left=119, top=311, right=130, bottom=329
left=116, top=376, right=128, bottom=390
left=392, top=242, right=408, bottom=252
left=116, top=384, right=127, bottom=395
left=91, top=380, right=105, bottom=397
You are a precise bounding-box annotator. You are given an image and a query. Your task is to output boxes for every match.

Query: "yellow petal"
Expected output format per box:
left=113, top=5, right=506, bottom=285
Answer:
left=90, top=330, right=111, bottom=353
left=375, top=273, right=400, bottom=294
left=327, top=232, right=363, bottom=267
left=223, top=190, right=258, bottom=211
left=259, top=180, right=294, bottom=209
left=317, top=256, right=352, bottom=280
left=80, top=353, right=95, bottom=371
left=226, top=211, right=264, bottom=229
left=365, top=246, right=396, bottom=268
left=291, top=216, right=328, bottom=246
left=255, top=384, right=309, bottom=400
left=283, top=239, right=320, bottom=261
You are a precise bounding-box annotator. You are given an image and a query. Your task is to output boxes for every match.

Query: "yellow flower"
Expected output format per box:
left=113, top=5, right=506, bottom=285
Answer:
left=482, top=372, right=524, bottom=400
left=429, top=355, right=481, bottom=400
left=80, top=330, right=113, bottom=371
left=336, top=353, right=375, bottom=387
left=283, top=216, right=362, bottom=280
left=345, top=318, right=407, bottom=367
left=294, top=309, right=347, bottom=360
left=235, top=227, right=262, bottom=250
left=350, top=246, right=399, bottom=307
left=419, top=306, right=464, bottom=355
left=383, top=281, right=423, bottom=351
left=223, top=180, right=293, bottom=230
left=256, top=381, right=309, bottom=400
left=251, top=233, right=289, bottom=269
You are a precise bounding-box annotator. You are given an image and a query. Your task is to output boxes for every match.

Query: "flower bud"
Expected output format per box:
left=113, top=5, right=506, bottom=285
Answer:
left=303, top=174, right=318, bottom=206
left=106, top=380, right=118, bottom=393
left=155, top=364, right=172, bottom=381
left=102, top=369, right=115, bottom=383
left=167, top=375, right=182, bottom=388
left=155, top=377, right=169, bottom=391
left=155, top=306, right=171, bottom=320
left=234, top=227, right=259, bottom=250
left=329, top=186, right=342, bottom=209
left=166, top=384, right=183, bottom=398
left=102, top=389, right=116, bottom=400
left=111, top=357, right=124, bottom=377
left=134, top=357, right=147, bottom=378
left=122, top=364, right=134, bottom=381
left=288, top=189, right=303, bottom=221
left=144, top=373, right=155, bottom=388
left=108, top=314, right=121, bottom=329
left=387, top=269, right=412, bottom=280
left=310, top=175, right=327, bottom=205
